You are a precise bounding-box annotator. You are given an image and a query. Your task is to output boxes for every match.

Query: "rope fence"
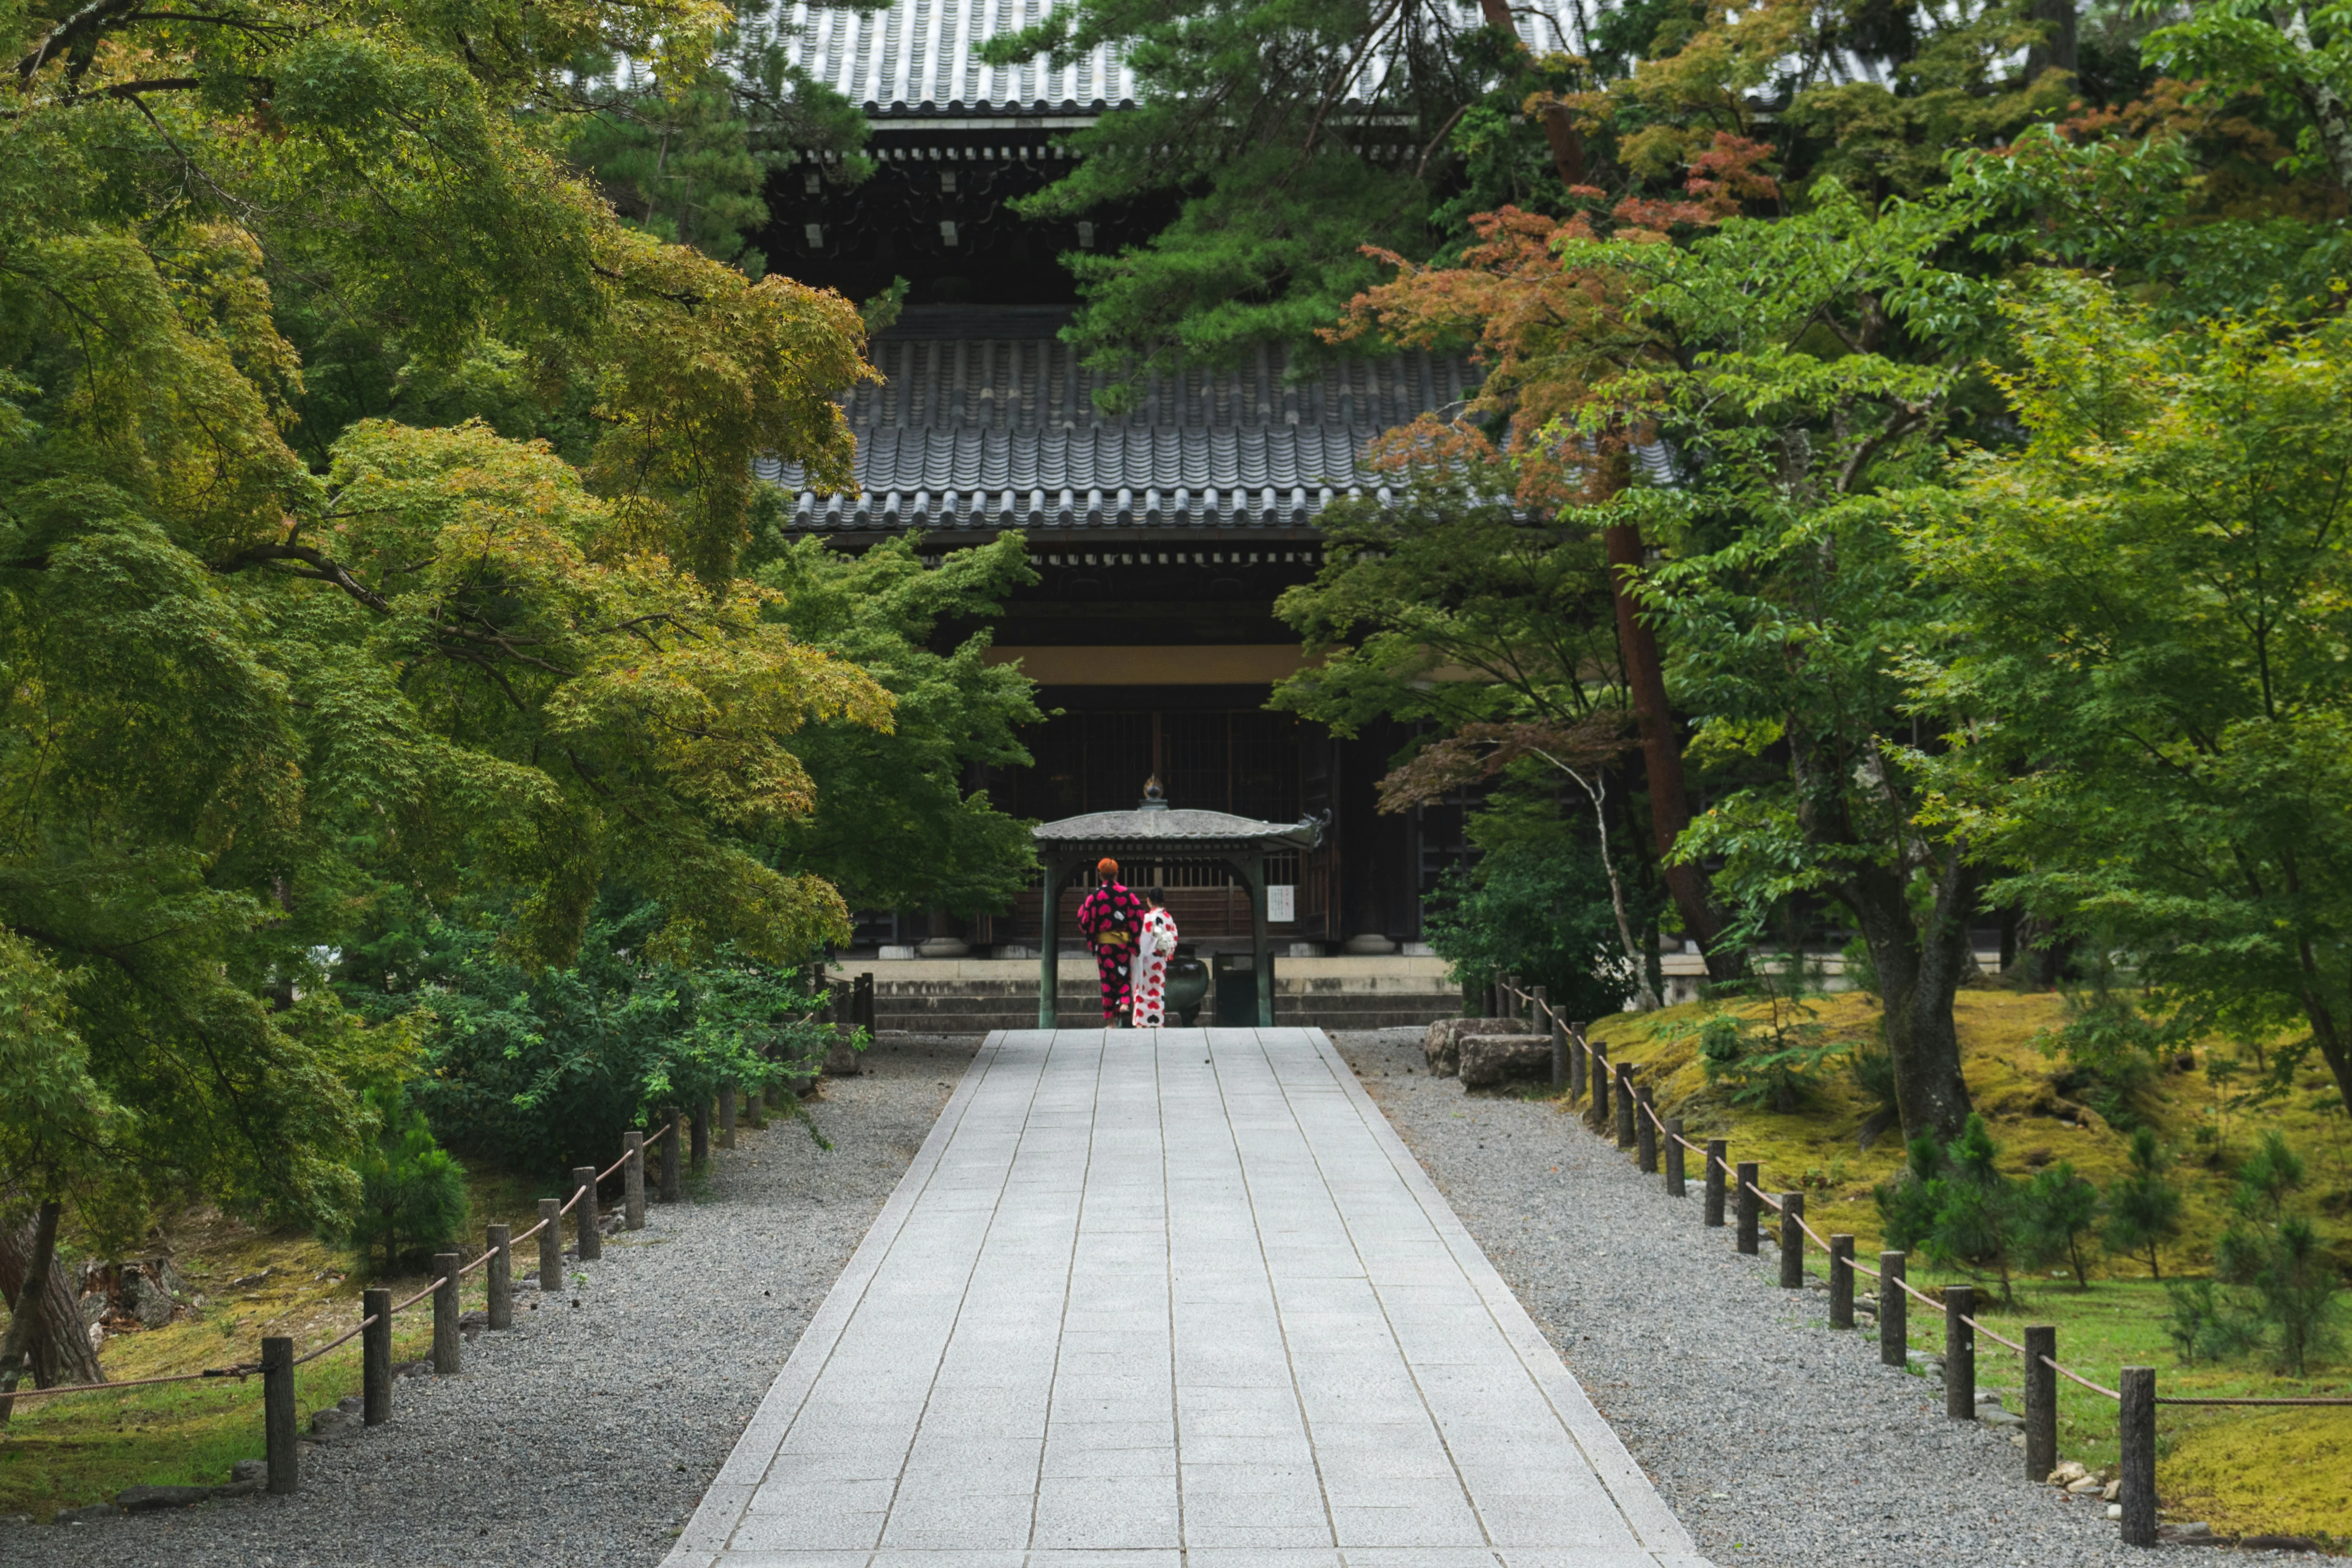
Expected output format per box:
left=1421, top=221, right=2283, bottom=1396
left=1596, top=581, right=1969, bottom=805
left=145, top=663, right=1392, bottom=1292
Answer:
left=1, top=1088, right=764, bottom=1500
left=1488, top=975, right=2352, bottom=1551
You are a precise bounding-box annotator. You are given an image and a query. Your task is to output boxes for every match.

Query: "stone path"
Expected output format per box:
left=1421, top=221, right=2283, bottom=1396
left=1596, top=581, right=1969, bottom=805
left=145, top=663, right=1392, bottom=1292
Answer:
left=664, top=1028, right=1707, bottom=1568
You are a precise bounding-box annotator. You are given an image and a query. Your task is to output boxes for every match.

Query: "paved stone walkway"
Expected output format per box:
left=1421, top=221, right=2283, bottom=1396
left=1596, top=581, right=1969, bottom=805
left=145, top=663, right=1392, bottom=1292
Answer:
left=665, top=1028, right=1707, bottom=1568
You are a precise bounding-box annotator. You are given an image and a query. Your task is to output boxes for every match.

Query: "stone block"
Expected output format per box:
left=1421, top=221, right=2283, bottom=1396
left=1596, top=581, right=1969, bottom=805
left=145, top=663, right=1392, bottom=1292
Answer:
left=1422, top=1017, right=1536, bottom=1078
left=1457, top=1031, right=1549, bottom=1087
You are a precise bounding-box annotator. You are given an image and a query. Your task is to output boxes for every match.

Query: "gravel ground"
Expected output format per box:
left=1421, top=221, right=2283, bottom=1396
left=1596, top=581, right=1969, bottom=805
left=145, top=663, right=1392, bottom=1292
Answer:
left=0, top=1035, right=975, bottom=1568
left=1333, top=1027, right=2326, bottom=1566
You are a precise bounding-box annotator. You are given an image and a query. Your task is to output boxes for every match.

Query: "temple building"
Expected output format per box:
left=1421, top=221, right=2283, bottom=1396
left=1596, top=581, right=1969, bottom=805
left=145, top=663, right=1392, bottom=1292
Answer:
left=766, top=0, right=1577, bottom=1025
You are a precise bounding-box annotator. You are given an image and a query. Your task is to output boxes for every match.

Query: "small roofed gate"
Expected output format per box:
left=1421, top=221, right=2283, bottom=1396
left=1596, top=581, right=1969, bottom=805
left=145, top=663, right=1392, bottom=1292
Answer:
left=1032, top=788, right=1325, bottom=1027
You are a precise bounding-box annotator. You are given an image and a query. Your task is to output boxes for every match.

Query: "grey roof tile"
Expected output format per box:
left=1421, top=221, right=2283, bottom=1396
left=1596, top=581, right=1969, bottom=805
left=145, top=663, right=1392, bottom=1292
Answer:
left=779, top=0, right=1585, bottom=118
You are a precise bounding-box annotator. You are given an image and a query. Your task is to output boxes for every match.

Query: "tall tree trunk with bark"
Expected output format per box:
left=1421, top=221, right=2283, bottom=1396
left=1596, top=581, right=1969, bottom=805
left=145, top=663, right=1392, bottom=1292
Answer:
left=1604, top=524, right=1736, bottom=978
left=0, top=1202, right=103, bottom=1400
left=1843, top=853, right=1976, bottom=1142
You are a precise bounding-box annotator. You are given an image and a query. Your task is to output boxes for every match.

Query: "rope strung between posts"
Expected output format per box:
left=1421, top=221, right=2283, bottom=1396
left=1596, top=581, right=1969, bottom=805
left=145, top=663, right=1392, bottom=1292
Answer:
left=2044, top=1356, right=2122, bottom=1401
left=292, top=1313, right=378, bottom=1367
left=389, top=1275, right=449, bottom=1315
left=0, top=1364, right=262, bottom=1401
left=1959, top=1314, right=2029, bottom=1355
left=2154, top=1393, right=2352, bottom=1406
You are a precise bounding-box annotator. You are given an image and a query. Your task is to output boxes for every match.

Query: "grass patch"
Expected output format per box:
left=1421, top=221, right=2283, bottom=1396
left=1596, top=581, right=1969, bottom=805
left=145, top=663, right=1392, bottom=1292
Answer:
left=1573, top=988, right=2352, bottom=1543
left=0, top=1160, right=590, bottom=1522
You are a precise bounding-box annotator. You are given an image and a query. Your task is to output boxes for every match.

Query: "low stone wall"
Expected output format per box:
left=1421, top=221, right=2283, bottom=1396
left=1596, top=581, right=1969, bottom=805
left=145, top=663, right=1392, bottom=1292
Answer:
left=828, top=956, right=1462, bottom=1032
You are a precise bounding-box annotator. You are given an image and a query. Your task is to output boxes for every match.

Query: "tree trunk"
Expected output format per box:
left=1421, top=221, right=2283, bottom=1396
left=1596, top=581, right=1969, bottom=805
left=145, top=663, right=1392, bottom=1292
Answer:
left=2287, top=5, right=2352, bottom=197
left=0, top=1203, right=103, bottom=1395
left=2023, top=0, right=2077, bottom=78
left=1603, top=523, right=1735, bottom=978
left=1845, top=853, right=1974, bottom=1142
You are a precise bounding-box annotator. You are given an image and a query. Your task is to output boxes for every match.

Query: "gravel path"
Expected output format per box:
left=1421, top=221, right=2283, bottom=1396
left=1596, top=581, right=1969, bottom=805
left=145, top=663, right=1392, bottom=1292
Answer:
left=1333, top=1027, right=2327, bottom=1566
left=0, top=1035, right=975, bottom=1568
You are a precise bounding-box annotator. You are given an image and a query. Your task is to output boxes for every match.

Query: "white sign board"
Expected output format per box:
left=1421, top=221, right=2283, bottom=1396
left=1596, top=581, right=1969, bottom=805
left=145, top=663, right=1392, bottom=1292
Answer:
left=1267, top=884, right=1296, bottom=923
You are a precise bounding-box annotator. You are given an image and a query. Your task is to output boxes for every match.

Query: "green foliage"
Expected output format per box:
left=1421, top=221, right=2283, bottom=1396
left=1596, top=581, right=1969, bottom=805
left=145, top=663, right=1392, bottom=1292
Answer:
left=1681, top=970, right=1843, bottom=1114
left=1420, top=837, right=1636, bottom=1027
left=2167, top=1133, right=2341, bottom=1375
left=752, top=532, right=1045, bottom=917
left=348, top=1093, right=470, bottom=1274
left=2017, top=1161, right=2103, bottom=1287
left=2104, top=1127, right=2186, bottom=1280
left=1906, top=277, right=2352, bottom=1125
left=342, top=893, right=833, bottom=1179
left=1873, top=1113, right=2023, bottom=1299
left=1, top=0, right=898, bottom=1238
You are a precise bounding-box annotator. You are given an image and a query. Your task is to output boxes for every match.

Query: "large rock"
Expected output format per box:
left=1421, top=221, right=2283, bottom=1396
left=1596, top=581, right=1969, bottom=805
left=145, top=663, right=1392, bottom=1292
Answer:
left=116, top=1485, right=218, bottom=1513
left=1421, top=1017, right=1538, bottom=1077
left=120, top=1270, right=174, bottom=1329
left=1458, top=1031, right=1551, bottom=1088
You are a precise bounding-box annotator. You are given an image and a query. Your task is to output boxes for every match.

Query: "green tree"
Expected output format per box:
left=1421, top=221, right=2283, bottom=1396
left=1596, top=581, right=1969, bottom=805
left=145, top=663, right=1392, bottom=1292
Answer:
left=1906, top=276, right=2352, bottom=1120
left=1421, top=834, right=1641, bottom=1027
left=2104, top=1127, right=2185, bottom=1279
left=348, top=1092, right=471, bottom=1274
left=2017, top=1161, right=2102, bottom=1287
left=3, top=0, right=885, bottom=1259
left=1874, top=1113, right=2027, bottom=1300
left=753, top=530, right=1045, bottom=918
left=2136, top=0, right=2352, bottom=197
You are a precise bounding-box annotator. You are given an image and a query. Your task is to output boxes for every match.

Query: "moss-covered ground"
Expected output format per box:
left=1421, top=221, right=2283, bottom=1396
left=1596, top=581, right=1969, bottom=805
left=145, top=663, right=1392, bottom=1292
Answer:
left=1578, top=988, right=2351, bottom=1546
left=0, top=1160, right=629, bottom=1521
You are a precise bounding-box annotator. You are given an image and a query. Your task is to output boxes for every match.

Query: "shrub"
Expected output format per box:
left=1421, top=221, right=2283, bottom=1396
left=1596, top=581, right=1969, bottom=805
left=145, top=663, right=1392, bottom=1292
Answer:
left=1874, top=1113, right=2024, bottom=1300
left=2103, top=1127, right=2184, bottom=1279
left=2016, top=1161, right=2102, bottom=1286
left=349, top=1093, right=469, bottom=1274
left=1422, top=838, right=1639, bottom=1025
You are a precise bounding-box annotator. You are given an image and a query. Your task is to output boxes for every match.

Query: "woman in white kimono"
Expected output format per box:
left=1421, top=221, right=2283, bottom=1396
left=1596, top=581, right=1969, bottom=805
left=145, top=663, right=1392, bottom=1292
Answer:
left=1129, top=889, right=1180, bottom=1028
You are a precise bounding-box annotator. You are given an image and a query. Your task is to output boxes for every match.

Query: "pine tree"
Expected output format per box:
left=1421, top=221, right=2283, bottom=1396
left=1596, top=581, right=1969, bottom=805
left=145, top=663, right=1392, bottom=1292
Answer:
left=2104, top=1128, right=2185, bottom=1280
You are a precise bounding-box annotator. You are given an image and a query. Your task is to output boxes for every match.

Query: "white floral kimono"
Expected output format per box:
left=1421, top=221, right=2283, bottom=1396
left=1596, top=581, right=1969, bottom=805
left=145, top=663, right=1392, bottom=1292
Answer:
left=1129, top=908, right=1180, bottom=1026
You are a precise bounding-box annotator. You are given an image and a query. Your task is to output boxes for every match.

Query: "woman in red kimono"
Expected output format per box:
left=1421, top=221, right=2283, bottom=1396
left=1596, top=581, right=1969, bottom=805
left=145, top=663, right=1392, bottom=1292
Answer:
left=1075, top=857, right=1148, bottom=1025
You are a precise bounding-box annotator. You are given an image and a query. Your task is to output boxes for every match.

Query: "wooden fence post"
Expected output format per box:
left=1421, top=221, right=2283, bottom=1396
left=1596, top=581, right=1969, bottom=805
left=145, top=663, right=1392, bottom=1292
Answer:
left=1568, top=1024, right=1587, bottom=1103
left=1635, top=1088, right=1658, bottom=1173
left=1588, top=1042, right=1611, bottom=1130
left=432, top=1253, right=461, bottom=1375
left=2118, top=1366, right=2157, bottom=1547
left=623, top=1132, right=646, bottom=1231
left=718, top=1083, right=737, bottom=1150
left=691, top=1101, right=712, bottom=1169
left=2024, top=1324, right=2057, bottom=1483
left=1779, top=1193, right=1804, bottom=1288
left=361, top=1287, right=391, bottom=1426
left=1703, top=1140, right=1727, bottom=1226
left=571, top=1167, right=600, bottom=1261
left=1944, top=1282, right=1974, bottom=1419
left=1735, top=1162, right=1760, bottom=1254
left=537, top=1198, right=563, bottom=1292
left=1613, top=1065, right=1637, bottom=1149
left=1664, top=1120, right=1687, bottom=1197
left=262, top=1335, right=296, bottom=1495
left=1880, top=1251, right=1907, bottom=1367
left=1539, top=987, right=1563, bottom=1093
left=746, top=1088, right=767, bottom=1129
left=659, top=1110, right=682, bottom=1203
left=1828, top=1234, right=1854, bottom=1328
left=853, top=971, right=875, bottom=1033
left=485, top=1223, right=512, bottom=1331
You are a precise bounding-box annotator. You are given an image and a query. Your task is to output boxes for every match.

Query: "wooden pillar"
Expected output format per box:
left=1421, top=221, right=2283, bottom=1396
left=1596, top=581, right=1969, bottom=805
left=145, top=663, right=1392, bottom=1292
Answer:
left=1634, top=1087, right=1657, bottom=1172
left=623, top=1132, right=646, bottom=1230
left=2118, top=1367, right=2157, bottom=1546
left=1703, top=1139, right=1726, bottom=1226
left=1828, top=1234, right=1854, bottom=1328
left=1039, top=858, right=1063, bottom=1028
left=262, top=1335, right=297, bottom=1494
left=537, top=1199, right=563, bottom=1291
left=1735, top=1162, right=1760, bottom=1254
left=1244, top=855, right=1273, bottom=1027
left=1567, top=1022, right=1586, bottom=1101
left=1588, top=1042, right=1610, bottom=1130
left=1614, top=1065, right=1637, bottom=1148
left=1541, top=987, right=1564, bottom=1092
left=1664, top=1119, right=1686, bottom=1197
left=2024, top=1324, right=2057, bottom=1483
left=1944, top=1282, right=1975, bottom=1419
left=571, top=1167, right=601, bottom=1262
left=1779, top=1193, right=1804, bottom=1288
left=485, top=1224, right=512, bottom=1331
left=717, top=1084, right=736, bottom=1149
left=432, top=1254, right=461, bottom=1375
left=361, top=1288, right=391, bottom=1426
left=1880, top=1251, right=1908, bottom=1367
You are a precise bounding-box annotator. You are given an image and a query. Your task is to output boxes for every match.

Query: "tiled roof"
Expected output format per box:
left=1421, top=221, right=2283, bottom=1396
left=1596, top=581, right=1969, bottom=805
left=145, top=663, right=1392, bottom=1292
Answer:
left=779, top=0, right=1587, bottom=119
left=763, top=307, right=1486, bottom=533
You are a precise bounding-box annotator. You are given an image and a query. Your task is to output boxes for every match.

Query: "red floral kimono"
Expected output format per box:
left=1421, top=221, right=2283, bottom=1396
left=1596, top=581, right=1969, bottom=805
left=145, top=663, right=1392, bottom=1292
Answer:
left=1075, top=881, right=1148, bottom=1023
